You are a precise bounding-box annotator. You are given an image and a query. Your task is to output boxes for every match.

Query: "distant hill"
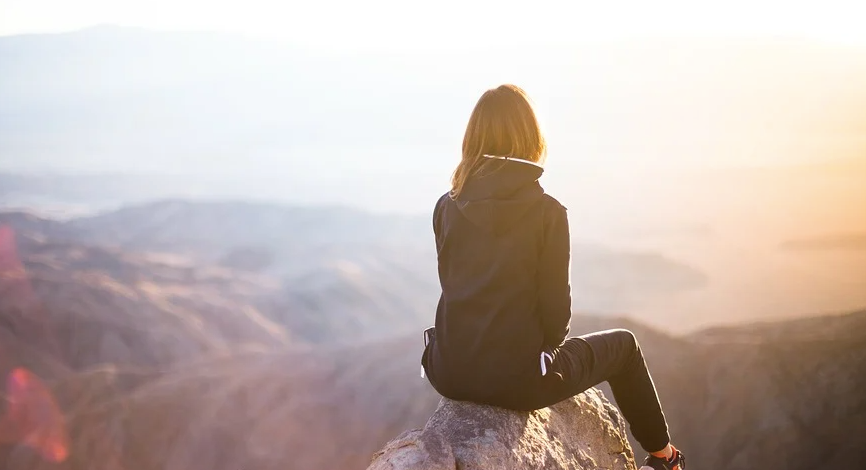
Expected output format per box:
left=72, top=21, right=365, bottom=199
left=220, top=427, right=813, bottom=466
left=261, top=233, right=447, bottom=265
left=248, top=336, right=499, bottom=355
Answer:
left=0, top=200, right=715, bottom=335
left=780, top=232, right=866, bottom=251
left=0, top=172, right=222, bottom=216
left=66, top=199, right=431, bottom=255
left=0, top=210, right=437, bottom=345
left=0, top=229, right=289, bottom=373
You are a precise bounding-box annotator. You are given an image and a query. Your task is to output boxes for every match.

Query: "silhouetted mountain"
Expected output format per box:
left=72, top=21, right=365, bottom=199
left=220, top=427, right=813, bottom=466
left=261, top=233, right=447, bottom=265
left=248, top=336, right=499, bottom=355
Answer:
left=0, top=172, right=221, bottom=216
left=780, top=232, right=866, bottom=251
left=66, top=199, right=431, bottom=258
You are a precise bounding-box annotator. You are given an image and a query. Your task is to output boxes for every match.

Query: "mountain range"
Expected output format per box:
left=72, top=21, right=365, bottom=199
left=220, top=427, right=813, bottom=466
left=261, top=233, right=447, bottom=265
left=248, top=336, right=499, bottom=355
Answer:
left=0, top=200, right=724, bottom=336
left=1, top=210, right=863, bottom=470
left=2, top=25, right=866, bottom=468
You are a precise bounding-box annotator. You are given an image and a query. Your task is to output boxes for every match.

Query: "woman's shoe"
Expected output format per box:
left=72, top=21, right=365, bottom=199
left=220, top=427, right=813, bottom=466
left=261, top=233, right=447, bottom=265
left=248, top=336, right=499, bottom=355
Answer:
left=639, top=446, right=685, bottom=470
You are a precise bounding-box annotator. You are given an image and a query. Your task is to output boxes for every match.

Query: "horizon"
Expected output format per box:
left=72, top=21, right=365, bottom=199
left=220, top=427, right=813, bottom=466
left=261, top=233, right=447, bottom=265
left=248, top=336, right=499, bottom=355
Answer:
left=2, top=10, right=866, bottom=215
left=3, top=22, right=866, bottom=214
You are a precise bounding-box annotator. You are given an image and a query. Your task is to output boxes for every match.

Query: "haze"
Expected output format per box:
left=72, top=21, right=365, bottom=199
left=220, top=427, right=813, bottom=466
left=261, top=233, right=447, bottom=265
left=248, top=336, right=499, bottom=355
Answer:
left=2, top=2, right=866, bottom=330
left=2, top=5, right=866, bottom=468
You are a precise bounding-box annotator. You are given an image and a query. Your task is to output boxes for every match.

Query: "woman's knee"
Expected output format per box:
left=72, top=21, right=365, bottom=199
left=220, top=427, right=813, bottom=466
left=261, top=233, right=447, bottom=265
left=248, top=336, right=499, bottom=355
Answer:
left=610, top=328, right=639, bottom=352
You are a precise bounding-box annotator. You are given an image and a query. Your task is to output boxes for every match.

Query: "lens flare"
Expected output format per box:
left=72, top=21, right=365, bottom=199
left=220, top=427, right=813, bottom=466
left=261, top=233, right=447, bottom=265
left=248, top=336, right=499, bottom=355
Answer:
left=0, top=367, right=70, bottom=463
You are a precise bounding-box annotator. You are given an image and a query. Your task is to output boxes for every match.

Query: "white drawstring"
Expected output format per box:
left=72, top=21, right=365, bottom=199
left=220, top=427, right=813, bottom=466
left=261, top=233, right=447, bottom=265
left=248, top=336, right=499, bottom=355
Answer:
left=421, top=327, right=434, bottom=378
left=421, top=328, right=553, bottom=378
left=482, top=154, right=544, bottom=168
left=540, top=351, right=553, bottom=376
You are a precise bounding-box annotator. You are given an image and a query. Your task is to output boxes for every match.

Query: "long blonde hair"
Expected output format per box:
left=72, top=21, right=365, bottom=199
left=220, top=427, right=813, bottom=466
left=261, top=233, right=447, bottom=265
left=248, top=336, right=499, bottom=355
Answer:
left=450, top=84, right=547, bottom=199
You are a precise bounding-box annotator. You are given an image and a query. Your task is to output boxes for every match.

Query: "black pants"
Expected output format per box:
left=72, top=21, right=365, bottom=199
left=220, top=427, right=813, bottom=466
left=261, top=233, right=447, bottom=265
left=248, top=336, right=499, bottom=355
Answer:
left=543, top=329, right=671, bottom=453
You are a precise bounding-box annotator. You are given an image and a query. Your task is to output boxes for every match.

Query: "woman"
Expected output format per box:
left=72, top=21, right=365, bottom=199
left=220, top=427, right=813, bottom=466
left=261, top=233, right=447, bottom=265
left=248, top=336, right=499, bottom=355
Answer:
left=420, top=84, right=685, bottom=470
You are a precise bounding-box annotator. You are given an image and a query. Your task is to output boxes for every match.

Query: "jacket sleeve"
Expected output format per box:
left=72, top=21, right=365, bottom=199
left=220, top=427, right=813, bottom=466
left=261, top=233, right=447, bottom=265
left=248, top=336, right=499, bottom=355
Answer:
left=537, top=202, right=572, bottom=347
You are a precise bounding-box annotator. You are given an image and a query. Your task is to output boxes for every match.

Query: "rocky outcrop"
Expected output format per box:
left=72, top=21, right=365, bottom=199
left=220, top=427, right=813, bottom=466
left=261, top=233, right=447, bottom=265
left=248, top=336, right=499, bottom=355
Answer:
left=368, top=388, right=636, bottom=470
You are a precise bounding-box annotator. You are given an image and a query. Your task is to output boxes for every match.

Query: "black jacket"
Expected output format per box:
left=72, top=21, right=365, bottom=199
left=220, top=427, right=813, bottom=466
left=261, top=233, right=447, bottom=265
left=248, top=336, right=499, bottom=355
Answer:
left=422, top=157, right=572, bottom=408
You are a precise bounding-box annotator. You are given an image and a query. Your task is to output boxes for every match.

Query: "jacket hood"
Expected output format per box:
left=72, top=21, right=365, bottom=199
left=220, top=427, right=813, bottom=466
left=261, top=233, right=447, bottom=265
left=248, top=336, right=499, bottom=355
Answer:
left=455, top=157, right=545, bottom=234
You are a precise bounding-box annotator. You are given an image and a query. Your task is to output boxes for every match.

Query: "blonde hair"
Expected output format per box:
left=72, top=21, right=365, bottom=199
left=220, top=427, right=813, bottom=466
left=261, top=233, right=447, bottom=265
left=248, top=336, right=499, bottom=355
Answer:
left=450, top=84, right=547, bottom=199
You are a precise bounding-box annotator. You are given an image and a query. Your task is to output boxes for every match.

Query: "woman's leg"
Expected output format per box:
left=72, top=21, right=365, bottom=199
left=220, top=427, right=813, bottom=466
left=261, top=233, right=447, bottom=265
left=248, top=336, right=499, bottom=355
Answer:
left=552, top=328, right=671, bottom=453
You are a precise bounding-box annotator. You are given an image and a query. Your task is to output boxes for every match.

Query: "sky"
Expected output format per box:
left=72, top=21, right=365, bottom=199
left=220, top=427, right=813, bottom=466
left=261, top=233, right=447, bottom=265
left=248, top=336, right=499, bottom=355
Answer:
left=2, top=0, right=866, bottom=196
left=2, top=0, right=866, bottom=50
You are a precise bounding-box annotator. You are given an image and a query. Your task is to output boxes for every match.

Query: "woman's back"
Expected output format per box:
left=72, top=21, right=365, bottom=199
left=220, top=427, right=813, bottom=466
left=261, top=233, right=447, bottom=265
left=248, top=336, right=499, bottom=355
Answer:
left=425, top=157, right=571, bottom=406
left=419, top=83, right=685, bottom=470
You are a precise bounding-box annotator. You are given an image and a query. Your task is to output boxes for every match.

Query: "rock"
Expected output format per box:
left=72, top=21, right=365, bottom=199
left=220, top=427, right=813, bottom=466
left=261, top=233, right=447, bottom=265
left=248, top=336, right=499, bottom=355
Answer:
left=367, top=388, right=636, bottom=470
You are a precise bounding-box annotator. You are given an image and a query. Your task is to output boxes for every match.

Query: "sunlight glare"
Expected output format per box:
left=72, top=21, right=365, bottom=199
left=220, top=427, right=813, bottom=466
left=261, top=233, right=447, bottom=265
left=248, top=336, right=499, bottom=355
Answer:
left=2, top=0, right=866, bottom=50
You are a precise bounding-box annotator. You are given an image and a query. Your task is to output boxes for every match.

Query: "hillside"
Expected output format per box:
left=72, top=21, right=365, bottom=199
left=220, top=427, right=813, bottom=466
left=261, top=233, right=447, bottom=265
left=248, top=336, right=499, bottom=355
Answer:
left=48, top=337, right=438, bottom=470
left=0, top=220, right=439, bottom=469
left=4, top=292, right=864, bottom=469
left=0, top=207, right=440, bottom=342
left=0, top=203, right=715, bottom=335
left=1, top=335, right=438, bottom=470
left=0, top=226, right=289, bottom=372
left=1, top=214, right=865, bottom=469
left=685, top=311, right=866, bottom=469
left=572, top=311, right=866, bottom=470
